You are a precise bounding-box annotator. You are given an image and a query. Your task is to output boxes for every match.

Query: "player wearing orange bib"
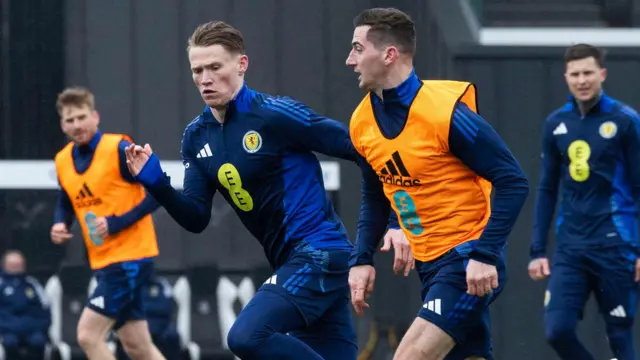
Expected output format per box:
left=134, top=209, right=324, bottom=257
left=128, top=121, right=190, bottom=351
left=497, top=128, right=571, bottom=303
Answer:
left=346, top=8, right=530, bottom=360
left=50, top=87, right=165, bottom=360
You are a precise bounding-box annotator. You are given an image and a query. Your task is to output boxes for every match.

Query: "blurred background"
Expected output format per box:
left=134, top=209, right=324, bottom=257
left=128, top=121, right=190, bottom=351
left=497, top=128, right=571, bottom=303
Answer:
left=1, top=0, right=640, bottom=359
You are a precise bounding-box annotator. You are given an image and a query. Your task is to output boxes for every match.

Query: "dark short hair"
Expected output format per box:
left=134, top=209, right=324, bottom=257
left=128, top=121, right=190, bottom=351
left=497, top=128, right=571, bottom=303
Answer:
left=187, top=21, right=245, bottom=54
left=564, top=44, right=605, bottom=68
left=353, top=8, right=416, bottom=55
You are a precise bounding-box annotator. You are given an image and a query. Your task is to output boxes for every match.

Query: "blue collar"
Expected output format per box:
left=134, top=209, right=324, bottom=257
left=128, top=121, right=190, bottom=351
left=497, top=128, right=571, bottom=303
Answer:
left=203, top=83, right=255, bottom=124
left=73, top=131, right=102, bottom=155
left=372, top=69, right=422, bottom=106
left=566, top=91, right=615, bottom=114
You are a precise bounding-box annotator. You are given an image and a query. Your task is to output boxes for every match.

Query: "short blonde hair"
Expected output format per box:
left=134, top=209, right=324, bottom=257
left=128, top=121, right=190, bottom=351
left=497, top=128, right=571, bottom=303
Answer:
left=56, top=86, right=95, bottom=115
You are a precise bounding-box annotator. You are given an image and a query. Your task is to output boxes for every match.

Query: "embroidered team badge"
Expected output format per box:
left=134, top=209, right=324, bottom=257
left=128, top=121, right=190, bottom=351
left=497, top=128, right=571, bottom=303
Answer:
left=242, top=130, right=262, bottom=153
left=599, top=121, right=617, bottom=139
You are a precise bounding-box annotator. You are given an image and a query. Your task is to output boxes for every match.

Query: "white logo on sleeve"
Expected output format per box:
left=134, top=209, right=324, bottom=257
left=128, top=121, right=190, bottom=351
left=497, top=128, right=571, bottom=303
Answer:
left=263, top=275, right=277, bottom=285
left=553, top=122, right=567, bottom=135
left=196, top=143, right=213, bottom=158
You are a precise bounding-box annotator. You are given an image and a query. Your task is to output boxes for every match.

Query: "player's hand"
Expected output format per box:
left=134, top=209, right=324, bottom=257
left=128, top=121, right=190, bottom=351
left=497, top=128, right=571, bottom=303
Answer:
left=465, top=259, right=498, bottom=297
left=50, top=222, right=73, bottom=245
left=95, top=217, right=109, bottom=238
left=348, top=265, right=376, bottom=317
left=380, top=228, right=414, bottom=276
left=528, top=257, right=551, bottom=281
left=635, top=258, right=640, bottom=282
left=125, top=143, right=153, bottom=176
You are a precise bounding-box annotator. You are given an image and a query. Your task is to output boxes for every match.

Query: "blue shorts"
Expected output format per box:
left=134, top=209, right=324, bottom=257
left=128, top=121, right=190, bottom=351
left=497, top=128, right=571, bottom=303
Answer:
left=258, top=245, right=357, bottom=344
left=415, top=241, right=506, bottom=360
left=545, top=245, right=639, bottom=323
left=87, top=258, right=155, bottom=329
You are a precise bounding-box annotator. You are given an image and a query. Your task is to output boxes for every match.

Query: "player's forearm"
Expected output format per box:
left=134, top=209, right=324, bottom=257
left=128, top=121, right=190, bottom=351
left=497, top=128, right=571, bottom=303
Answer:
left=352, top=198, right=390, bottom=266
left=351, top=158, right=390, bottom=266
left=471, top=171, right=529, bottom=265
left=531, top=187, right=557, bottom=258
left=53, top=189, right=74, bottom=228
left=107, top=193, right=160, bottom=235
left=136, top=154, right=212, bottom=233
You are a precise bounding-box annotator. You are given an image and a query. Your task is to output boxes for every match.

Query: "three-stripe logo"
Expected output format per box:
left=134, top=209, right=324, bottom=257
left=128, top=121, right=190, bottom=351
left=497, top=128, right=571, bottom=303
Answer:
left=74, top=183, right=103, bottom=208
left=196, top=143, right=213, bottom=158
left=378, top=151, right=420, bottom=187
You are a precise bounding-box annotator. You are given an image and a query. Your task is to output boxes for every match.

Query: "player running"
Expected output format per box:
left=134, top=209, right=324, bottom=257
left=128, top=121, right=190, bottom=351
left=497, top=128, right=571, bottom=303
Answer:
left=50, top=87, right=165, bottom=360
left=124, top=21, right=359, bottom=360
left=529, top=44, right=640, bottom=360
left=346, top=8, right=529, bottom=360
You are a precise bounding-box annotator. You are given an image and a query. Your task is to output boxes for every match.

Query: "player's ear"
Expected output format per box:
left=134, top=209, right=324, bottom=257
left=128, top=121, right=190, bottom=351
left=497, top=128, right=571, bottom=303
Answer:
left=383, top=46, right=398, bottom=65
left=93, top=110, right=100, bottom=126
left=600, top=67, right=607, bottom=82
left=238, top=55, right=249, bottom=76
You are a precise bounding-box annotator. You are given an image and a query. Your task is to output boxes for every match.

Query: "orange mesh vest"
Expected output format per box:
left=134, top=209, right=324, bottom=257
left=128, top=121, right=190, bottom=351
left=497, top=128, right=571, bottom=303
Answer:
left=350, top=81, right=492, bottom=262
left=55, top=134, right=159, bottom=270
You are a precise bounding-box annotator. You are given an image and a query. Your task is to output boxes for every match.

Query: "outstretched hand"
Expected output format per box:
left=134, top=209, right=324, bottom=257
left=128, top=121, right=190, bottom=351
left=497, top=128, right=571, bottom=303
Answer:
left=125, top=144, right=153, bottom=176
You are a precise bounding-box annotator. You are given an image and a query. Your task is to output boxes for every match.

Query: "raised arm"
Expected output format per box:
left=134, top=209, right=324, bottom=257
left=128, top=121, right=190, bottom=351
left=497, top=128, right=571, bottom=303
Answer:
left=129, top=124, right=216, bottom=233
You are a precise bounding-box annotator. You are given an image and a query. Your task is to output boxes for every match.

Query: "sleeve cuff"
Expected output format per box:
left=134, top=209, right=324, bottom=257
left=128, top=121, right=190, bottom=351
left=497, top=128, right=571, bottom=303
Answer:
left=106, top=215, right=125, bottom=235
left=468, top=248, right=499, bottom=266
left=529, top=250, right=547, bottom=259
left=135, top=154, right=166, bottom=187
left=349, top=252, right=374, bottom=267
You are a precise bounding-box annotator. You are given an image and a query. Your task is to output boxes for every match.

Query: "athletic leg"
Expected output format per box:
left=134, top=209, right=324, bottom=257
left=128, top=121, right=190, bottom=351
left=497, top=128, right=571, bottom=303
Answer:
left=113, top=260, right=165, bottom=360
left=394, top=243, right=506, bottom=360
left=117, top=320, right=165, bottom=360
left=543, top=249, right=594, bottom=360
left=289, top=294, right=358, bottom=359
left=227, top=246, right=354, bottom=360
left=226, top=289, right=324, bottom=359
left=591, top=246, right=639, bottom=360
left=76, top=307, right=116, bottom=360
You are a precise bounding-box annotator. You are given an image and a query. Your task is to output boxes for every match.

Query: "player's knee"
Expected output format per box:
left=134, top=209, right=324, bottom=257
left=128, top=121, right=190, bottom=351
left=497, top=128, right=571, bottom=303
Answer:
left=227, top=320, right=272, bottom=357
left=77, top=328, right=103, bottom=351
left=545, top=322, right=577, bottom=345
left=120, top=336, right=155, bottom=360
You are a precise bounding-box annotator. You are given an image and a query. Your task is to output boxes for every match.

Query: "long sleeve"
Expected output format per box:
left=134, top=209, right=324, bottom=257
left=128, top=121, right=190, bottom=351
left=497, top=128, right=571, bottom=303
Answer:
left=621, top=109, right=640, bottom=250
left=53, top=182, right=74, bottom=228
left=135, top=126, right=216, bottom=233
left=387, top=210, right=400, bottom=229
left=350, top=154, right=391, bottom=266
left=106, top=194, right=160, bottom=235
left=106, top=140, right=161, bottom=235
left=261, top=97, right=359, bottom=161
left=448, top=102, right=530, bottom=266
left=531, top=117, right=562, bottom=258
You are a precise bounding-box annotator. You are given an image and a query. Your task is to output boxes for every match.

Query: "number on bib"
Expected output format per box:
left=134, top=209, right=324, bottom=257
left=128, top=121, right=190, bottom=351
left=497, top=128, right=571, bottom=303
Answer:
left=84, top=211, right=104, bottom=246
left=568, top=140, right=591, bottom=182
left=392, top=190, right=424, bottom=236
left=218, top=163, right=254, bottom=212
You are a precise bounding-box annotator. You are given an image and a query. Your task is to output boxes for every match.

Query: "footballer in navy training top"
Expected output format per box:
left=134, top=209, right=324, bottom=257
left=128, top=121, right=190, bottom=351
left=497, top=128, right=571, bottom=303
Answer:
left=530, top=43, right=640, bottom=360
